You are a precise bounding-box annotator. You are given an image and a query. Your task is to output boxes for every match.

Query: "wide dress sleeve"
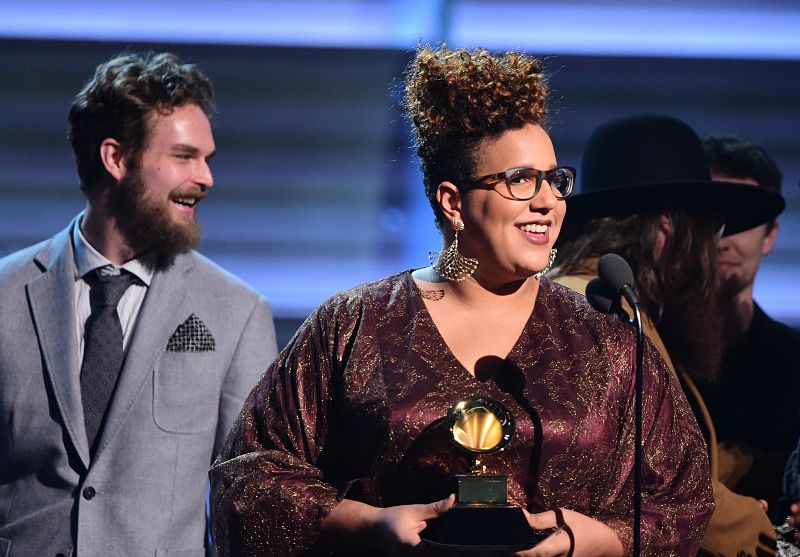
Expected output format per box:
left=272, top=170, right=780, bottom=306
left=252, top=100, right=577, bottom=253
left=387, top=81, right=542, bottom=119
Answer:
left=600, top=331, right=715, bottom=556
left=529, top=282, right=714, bottom=557
left=210, top=297, right=352, bottom=557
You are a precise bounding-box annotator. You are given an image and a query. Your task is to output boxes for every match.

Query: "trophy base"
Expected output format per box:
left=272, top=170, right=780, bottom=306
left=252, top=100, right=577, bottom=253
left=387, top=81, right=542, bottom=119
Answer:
left=421, top=503, right=545, bottom=550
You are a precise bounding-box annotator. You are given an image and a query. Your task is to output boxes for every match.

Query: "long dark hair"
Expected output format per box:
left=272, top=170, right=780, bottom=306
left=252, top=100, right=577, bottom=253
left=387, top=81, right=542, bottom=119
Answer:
left=555, top=209, right=724, bottom=380
left=555, top=210, right=720, bottom=324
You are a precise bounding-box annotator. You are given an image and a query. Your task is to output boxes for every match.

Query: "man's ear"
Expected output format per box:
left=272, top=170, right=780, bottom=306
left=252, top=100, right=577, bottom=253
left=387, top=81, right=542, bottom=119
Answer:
left=436, top=181, right=463, bottom=225
left=99, top=138, right=127, bottom=182
left=761, top=219, right=780, bottom=256
left=658, top=213, right=673, bottom=234
left=653, top=213, right=673, bottom=261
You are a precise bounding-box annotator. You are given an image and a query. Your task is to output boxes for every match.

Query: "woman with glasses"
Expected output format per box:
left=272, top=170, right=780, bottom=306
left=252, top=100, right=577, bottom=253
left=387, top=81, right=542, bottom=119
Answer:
left=210, top=46, right=713, bottom=557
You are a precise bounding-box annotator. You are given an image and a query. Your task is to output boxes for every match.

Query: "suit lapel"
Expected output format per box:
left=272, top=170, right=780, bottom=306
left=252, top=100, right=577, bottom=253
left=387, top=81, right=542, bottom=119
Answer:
left=27, top=223, right=90, bottom=468
left=93, top=254, right=193, bottom=458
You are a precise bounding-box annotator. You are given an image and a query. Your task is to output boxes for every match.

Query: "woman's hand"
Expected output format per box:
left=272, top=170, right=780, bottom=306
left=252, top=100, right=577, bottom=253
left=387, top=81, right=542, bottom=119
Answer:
left=320, top=495, right=456, bottom=556
left=513, top=508, right=623, bottom=557
left=372, top=494, right=456, bottom=555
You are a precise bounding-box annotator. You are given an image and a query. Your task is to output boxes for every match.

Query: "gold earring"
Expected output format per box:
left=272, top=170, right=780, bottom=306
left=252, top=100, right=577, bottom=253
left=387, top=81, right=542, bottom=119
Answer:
left=533, top=248, right=557, bottom=279
left=435, top=219, right=478, bottom=282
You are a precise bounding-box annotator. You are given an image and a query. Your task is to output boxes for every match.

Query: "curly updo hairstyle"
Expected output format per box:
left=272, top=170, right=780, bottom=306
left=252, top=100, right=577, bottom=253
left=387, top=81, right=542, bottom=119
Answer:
left=68, top=52, right=215, bottom=192
left=403, top=45, right=549, bottom=230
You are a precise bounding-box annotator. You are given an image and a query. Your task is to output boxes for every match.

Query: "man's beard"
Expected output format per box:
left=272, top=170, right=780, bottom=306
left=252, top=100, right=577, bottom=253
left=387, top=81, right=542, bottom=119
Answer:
left=112, top=168, right=202, bottom=262
left=656, top=261, right=725, bottom=385
left=719, top=272, right=747, bottom=300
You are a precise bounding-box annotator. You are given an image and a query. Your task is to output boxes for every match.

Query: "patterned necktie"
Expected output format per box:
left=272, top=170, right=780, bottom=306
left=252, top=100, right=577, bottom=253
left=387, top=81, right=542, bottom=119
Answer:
left=80, top=269, right=135, bottom=454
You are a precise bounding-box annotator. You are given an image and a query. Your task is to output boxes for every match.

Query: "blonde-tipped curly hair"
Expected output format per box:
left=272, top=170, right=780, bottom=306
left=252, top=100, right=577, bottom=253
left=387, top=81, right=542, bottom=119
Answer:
left=403, top=45, right=548, bottom=230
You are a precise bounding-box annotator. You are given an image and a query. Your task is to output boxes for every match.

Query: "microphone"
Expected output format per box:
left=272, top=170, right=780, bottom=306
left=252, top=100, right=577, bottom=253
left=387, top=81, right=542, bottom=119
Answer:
left=597, top=253, right=639, bottom=307
left=585, top=277, right=618, bottom=316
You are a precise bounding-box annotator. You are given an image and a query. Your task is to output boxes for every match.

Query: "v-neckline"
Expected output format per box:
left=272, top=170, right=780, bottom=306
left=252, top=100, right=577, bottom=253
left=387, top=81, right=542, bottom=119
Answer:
left=406, top=271, right=545, bottom=379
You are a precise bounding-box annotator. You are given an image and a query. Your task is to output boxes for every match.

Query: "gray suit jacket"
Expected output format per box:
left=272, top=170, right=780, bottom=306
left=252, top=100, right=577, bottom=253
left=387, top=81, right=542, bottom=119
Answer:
left=0, top=218, right=277, bottom=557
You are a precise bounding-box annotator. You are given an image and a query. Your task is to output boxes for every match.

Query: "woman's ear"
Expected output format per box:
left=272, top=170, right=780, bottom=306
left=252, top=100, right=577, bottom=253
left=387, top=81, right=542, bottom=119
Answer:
left=99, top=138, right=127, bottom=182
left=436, top=181, right=462, bottom=224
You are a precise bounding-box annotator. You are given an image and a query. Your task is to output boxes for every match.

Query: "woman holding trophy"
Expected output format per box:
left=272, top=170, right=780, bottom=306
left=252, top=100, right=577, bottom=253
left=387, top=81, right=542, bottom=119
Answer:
left=211, top=45, right=713, bottom=556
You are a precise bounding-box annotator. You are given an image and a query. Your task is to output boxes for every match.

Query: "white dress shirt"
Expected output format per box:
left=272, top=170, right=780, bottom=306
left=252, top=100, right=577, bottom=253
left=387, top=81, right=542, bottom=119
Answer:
left=72, top=219, right=154, bottom=363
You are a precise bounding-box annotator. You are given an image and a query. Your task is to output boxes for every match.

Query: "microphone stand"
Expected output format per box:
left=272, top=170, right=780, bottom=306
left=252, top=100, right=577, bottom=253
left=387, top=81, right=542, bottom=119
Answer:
left=621, top=299, right=644, bottom=557
left=591, top=253, right=644, bottom=557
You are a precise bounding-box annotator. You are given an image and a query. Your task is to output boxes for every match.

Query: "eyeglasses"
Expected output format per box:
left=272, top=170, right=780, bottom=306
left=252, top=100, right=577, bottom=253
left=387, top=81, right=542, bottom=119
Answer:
left=466, top=166, right=576, bottom=201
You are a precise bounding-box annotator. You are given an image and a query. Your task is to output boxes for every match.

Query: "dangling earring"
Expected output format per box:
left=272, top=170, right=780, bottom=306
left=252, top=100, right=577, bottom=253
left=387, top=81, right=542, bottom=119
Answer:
left=435, top=219, right=478, bottom=282
left=533, top=248, right=557, bottom=279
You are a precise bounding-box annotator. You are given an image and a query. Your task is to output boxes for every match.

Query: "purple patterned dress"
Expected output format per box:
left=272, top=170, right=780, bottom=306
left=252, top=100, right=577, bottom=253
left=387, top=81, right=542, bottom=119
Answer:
left=211, top=273, right=713, bottom=556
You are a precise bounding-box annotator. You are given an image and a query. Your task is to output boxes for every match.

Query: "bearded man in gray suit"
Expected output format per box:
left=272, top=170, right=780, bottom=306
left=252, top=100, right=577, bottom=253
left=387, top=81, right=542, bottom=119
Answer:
left=0, top=52, right=277, bottom=556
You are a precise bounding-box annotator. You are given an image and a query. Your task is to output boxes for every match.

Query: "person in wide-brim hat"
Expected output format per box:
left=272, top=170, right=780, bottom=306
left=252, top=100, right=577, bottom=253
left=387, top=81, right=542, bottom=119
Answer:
left=551, top=113, right=783, bottom=557
left=566, top=114, right=785, bottom=236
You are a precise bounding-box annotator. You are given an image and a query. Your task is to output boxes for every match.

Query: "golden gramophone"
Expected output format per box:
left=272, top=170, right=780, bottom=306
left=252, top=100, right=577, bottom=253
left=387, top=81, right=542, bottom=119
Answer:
left=421, top=397, right=543, bottom=549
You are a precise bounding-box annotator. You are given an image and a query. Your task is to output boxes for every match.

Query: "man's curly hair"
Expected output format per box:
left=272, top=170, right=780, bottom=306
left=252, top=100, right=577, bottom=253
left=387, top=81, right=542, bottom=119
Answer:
left=403, top=45, right=548, bottom=230
left=68, top=52, right=215, bottom=191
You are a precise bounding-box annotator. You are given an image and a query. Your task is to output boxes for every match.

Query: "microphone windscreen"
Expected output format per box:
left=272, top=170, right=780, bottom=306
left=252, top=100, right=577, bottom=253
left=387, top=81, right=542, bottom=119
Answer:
left=586, top=278, right=616, bottom=314
left=598, top=253, right=635, bottom=292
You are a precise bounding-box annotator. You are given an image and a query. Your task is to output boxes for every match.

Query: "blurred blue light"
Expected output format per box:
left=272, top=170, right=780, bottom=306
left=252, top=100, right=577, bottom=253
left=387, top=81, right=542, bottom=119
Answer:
left=3, top=1, right=800, bottom=60
left=452, top=3, right=800, bottom=59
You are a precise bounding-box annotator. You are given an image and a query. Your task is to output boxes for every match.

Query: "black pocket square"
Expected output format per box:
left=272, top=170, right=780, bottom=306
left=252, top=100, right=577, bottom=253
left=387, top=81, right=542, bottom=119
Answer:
left=166, top=314, right=215, bottom=352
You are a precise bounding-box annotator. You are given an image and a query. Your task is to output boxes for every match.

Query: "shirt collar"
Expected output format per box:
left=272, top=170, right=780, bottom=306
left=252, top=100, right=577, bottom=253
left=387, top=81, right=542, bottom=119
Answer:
left=72, top=215, right=154, bottom=287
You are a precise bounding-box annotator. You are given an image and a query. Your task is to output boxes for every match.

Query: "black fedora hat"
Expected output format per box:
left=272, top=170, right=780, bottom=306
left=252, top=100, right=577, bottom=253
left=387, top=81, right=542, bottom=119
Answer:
left=567, top=114, right=785, bottom=235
